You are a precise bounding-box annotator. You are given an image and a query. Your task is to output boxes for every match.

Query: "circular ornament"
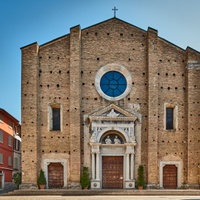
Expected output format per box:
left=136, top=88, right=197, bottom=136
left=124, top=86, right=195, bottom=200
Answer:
left=95, top=64, right=132, bottom=101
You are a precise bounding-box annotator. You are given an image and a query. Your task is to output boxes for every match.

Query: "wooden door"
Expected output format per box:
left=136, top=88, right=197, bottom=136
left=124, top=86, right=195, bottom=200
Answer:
left=163, top=165, right=177, bottom=189
left=102, top=156, right=123, bottom=189
left=48, top=163, right=64, bottom=188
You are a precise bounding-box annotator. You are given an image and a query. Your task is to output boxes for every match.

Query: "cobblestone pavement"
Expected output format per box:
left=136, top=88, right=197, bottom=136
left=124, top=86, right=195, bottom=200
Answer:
left=0, top=196, right=200, bottom=200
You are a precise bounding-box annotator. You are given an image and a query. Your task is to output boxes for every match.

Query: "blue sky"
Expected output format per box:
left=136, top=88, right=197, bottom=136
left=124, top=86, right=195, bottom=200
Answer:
left=1, top=0, right=200, bottom=121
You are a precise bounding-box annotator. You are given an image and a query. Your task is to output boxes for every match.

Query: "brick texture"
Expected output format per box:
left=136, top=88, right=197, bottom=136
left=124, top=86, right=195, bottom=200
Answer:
left=21, top=18, right=200, bottom=189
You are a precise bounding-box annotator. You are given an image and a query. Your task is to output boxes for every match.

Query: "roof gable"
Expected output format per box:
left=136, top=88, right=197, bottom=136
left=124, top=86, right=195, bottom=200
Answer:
left=82, top=17, right=146, bottom=33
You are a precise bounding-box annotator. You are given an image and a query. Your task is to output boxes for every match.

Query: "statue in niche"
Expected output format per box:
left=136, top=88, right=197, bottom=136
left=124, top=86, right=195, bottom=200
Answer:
left=133, top=104, right=140, bottom=112
left=107, top=109, right=119, bottom=117
left=114, top=135, right=121, bottom=144
left=130, top=130, right=136, bottom=144
left=90, top=131, right=97, bottom=143
left=97, top=127, right=102, bottom=132
left=124, top=128, right=129, bottom=133
left=105, top=136, right=112, bottom=144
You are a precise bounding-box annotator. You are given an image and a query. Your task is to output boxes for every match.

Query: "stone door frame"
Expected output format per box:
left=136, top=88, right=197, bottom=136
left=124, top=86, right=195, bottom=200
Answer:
left=159, top=161, right=182, bottom=188
left=44, top=159, right=67, bottom=188
left=90, top=134, right=136, bottom=189
left=84, top=103, right=142, bottom=189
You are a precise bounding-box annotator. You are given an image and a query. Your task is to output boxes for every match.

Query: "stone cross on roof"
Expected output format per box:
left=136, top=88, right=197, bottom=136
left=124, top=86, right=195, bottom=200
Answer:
left=112, top=6, right=118, bottom=18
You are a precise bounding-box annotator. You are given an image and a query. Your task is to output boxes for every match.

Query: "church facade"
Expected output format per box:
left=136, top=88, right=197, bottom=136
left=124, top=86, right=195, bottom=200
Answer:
left=20, top=18, right=200, bottom=189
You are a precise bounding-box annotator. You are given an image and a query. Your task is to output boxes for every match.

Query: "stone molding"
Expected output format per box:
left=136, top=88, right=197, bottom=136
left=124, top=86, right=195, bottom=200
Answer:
left=95, top=63, right=132, bottom=101
left=159, top=160, right=182, bottom=188
left=187, top=61, right=200, bottom=70
left=43, top=159, right=67, bottom=188
left=87, top=103, right=140, bottom=189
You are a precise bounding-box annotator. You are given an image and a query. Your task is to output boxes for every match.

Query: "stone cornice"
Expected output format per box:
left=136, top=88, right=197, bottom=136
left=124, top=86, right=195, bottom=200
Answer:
left=89, top=116, right=136, bottom=121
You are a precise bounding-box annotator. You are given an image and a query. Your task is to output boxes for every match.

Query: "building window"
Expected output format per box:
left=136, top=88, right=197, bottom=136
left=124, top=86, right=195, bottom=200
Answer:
left=14, top=139, right=20, bottom=151
left=164, top=103, right=178, bottom=131
left=8, top=156, right=12, bottom=166
left=0, top=153, right=3, bottom=164
left=95, top=63, right=132, bottom=101
left=8, top=121, right=12, bottom=129
left=166, top=108, right=174, bottom=130
left=8, top=135, right=12, bottom=147
left=14, top=158, right=19, bottom=170
left=100, top=71, right=127, bottom=97
left=49, top=104, right=61, bottom=131
left=0, top=130, right=3, bottom=143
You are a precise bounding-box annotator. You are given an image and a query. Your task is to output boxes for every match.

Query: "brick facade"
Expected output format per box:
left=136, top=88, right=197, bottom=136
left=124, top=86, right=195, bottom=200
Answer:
left=20, top=18, right=200, bottom=189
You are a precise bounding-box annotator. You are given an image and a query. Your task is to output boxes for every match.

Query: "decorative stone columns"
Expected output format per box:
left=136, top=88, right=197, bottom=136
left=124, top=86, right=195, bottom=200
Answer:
left=91, top=153, right=95, bottom=179
left=130, top=153, right=134, bottom=180
left=85, top=103, right=141, bottom=189
left=90, top=144, right=101, bottom=189
left=124, top=144, right=136, bottom=189
left=126, top=153, right=130, bottom=180
left=96, top=152, right=100, bottom=180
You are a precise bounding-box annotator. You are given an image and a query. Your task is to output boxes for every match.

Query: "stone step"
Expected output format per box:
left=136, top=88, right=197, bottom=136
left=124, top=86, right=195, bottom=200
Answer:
left=3, top=189, right=200, bottom=196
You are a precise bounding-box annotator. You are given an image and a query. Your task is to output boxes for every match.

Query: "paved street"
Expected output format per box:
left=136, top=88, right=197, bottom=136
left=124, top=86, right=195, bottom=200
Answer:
left=0, top=196, right=200, bottom=200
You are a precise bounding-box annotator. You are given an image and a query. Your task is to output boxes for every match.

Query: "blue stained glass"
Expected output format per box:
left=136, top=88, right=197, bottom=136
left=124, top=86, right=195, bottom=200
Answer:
left=113, top=89, right=121, bottom=97
left=118, top=85, right=126, bottom=92
left=109, top=80, right=118, bottom=89
left=105, top=72, right=113, bottom=80
left=100, top=71, right=127, bottom=97
left=106, top=89, right=114, bottom=97
left=118, top=76, right=126, bottom=84
left=113, top=72, right=121, bottom=80
left=101, top=75, right=109, bottom=84
left=101, top=84, right=109, bottom=93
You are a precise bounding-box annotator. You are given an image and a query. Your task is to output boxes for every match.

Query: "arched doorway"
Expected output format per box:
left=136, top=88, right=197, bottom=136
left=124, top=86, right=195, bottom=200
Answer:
left=90, top=130, right=136, bottom=189
left=101, top=131, right=125, bottom=189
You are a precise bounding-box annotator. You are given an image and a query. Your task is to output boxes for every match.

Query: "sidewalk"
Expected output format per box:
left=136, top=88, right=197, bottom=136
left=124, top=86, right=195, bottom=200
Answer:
left=2, top=189, right=200, bottom=196
left=0, top=188, right=15, bottom=195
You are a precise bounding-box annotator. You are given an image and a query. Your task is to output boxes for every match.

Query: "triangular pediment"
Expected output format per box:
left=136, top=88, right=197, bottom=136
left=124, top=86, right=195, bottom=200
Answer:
left=88, top=104, right=137, bottom=122
left=82, top=17, right=146, bottom=34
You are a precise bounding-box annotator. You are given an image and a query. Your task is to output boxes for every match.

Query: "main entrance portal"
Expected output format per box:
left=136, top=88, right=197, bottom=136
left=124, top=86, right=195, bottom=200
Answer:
left=102, top=156, right=123, bottom=189
left=85, top=104, right=141, bottom=189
